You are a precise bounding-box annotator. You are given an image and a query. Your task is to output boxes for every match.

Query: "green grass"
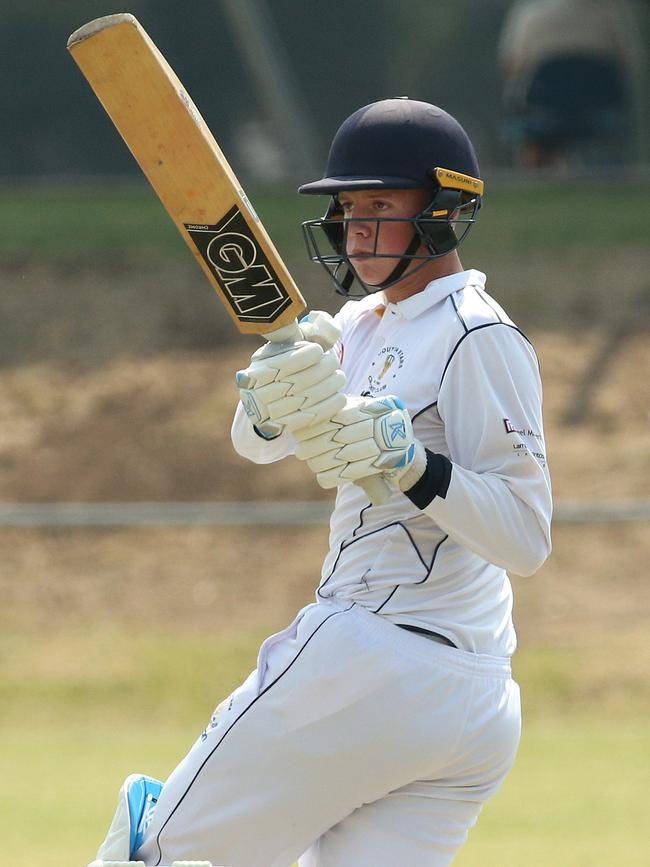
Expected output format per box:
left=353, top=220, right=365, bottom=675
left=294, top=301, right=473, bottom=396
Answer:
left=0, top=183, right=316, bottom=261
left=0, top=627, right=267, bottom=729
left=0, top=718, right=646, bottom=866
left=0, top=724, right=190, bottom=867
left=2, top=178, right=649, bottom=260
left=4, top=627, right=648, bottom=729
left=2, top=179, right=648, bottom=345
left=1, top=627, right=649, bottom=865
left=455, top=719, right=650, bottom=866
left=472, top=178, right=650, bottom=250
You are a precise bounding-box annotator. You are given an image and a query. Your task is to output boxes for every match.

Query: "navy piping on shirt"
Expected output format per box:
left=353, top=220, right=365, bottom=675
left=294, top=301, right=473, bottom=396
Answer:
left=373, top=532, right=449, bottom=614
left=439, top=322, right=532, bottom=392
left=450, top=292, right=469, bottom=333
left=317, top=520, right=430, bottom=599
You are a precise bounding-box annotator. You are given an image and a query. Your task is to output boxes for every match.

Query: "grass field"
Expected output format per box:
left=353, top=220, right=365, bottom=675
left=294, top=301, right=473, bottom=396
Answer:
left=2, top=718, right=647, bottom=867
left=1, top=179, right=648, bottom=865
left=1, top=625, right=648, bottom=867
left=2, top=178, right=648, bottom=372
left=3, top=177, right=649, bottom=259
left=1, top=516, right=649, bottom=867
left=2, top=720, right=649, bottom=867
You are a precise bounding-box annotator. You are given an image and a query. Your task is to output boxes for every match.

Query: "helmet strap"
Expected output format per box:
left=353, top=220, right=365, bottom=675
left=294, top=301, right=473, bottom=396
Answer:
left=376, top=230, right=423, bottom=288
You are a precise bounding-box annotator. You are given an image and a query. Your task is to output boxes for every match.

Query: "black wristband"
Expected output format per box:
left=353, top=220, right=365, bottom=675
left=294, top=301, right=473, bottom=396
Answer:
left=403, top=449, right=452, bottom=509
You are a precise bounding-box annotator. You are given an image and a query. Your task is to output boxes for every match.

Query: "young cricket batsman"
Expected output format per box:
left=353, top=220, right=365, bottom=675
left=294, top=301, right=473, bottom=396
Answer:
left=93, top=98, right=552, bottom=867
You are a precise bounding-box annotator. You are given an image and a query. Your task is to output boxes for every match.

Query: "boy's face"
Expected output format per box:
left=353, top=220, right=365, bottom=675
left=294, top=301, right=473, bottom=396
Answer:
left=338, top=187, right=432, bottom=287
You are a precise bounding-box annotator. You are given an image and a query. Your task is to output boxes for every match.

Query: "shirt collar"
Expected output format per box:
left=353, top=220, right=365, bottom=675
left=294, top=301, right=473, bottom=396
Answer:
left=385, top=269, right=486, bottom=320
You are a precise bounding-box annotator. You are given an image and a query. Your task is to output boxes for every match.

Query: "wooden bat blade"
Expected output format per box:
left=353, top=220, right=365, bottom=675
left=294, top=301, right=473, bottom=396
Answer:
left=67, top=13, right=306, bottom=335
left=68, top=15, right=391, bottom=506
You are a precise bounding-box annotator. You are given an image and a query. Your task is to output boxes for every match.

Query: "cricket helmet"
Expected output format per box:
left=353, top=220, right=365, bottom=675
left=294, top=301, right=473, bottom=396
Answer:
left=299, top=98, right=484, bottom=297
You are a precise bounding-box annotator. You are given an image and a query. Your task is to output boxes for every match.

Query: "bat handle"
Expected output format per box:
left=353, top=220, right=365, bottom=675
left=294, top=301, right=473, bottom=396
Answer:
left=358, top=474, right=394, bottom=506
left=264, top=321, right=303, bottom=345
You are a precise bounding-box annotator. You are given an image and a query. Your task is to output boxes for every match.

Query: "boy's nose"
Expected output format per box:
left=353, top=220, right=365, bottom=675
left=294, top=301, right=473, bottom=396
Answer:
left=350, top=218, right=373, bottom=237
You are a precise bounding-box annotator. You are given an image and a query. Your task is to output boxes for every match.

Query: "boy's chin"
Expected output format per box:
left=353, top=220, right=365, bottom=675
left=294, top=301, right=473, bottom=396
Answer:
left=352, top=263, right=395, bottom=287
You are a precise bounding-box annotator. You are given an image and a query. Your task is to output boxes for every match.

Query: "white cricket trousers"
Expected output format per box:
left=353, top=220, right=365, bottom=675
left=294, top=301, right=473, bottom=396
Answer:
left=137, top=599, right=521, bottom=867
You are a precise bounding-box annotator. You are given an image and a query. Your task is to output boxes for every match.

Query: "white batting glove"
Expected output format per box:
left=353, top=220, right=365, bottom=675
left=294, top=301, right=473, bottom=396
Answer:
left=236, top=311, right=346, bottom=439
left=295, top=309, right=343, bottom=350
left=293, top=394, right=427, bottom=491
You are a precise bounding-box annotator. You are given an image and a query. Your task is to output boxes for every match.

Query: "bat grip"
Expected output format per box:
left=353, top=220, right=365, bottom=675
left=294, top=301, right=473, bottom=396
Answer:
left=358, top=474, right=394, bottom=506
left=264, top=321, right=303, bottom=345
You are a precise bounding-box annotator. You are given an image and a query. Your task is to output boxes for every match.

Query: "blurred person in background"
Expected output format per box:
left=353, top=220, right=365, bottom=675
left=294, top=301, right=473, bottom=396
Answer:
left=498, top=0, right=645, bottom=169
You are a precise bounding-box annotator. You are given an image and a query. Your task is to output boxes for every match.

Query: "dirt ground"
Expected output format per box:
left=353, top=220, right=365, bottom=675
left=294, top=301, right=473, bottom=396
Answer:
left=0, top=330, right=648, bottom=503
left=1, top=520, right=648, bottom=638
left=0, top=329, right=648, bottom=659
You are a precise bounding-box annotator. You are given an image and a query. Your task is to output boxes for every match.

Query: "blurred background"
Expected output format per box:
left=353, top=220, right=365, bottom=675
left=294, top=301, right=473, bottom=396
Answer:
left=1, top=1, right=648, bottom=865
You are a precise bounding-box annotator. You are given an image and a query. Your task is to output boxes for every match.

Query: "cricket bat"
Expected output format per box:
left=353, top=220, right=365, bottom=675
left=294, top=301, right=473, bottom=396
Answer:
left=67, top=13, right=391, bottom=504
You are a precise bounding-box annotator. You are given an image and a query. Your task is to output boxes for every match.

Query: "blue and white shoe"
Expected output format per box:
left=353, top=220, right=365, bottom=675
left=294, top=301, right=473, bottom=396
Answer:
left=125, top=773, right=164, bottom=855
left=92, top=772, right=163, bottom=863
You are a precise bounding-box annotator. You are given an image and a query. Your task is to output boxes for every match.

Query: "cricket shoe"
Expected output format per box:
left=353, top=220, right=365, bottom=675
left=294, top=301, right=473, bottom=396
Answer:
left=89, top=772, right=164, bottom=864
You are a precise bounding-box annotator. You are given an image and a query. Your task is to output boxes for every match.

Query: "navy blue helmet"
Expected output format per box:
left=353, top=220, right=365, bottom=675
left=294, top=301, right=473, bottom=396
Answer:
left=299, top=98, right=483, bottom=297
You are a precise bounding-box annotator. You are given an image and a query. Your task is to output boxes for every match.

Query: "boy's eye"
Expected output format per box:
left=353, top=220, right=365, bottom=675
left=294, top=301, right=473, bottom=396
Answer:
left=338, top=198, right=391, bottom=215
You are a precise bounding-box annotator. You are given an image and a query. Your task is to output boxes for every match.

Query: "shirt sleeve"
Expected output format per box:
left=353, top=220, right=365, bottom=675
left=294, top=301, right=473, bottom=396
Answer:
left=422, top=324, right=553, bottom=576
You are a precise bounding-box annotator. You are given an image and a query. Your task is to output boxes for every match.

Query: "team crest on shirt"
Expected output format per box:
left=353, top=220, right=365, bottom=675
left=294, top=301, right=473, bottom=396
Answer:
left=366, top=345, right=405, bottom=394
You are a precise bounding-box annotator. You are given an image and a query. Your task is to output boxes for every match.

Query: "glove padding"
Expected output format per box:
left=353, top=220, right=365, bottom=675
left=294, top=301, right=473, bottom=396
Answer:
left=236, top=312, right=346, bottom=438
left=293, top=394, right=427, bottom=491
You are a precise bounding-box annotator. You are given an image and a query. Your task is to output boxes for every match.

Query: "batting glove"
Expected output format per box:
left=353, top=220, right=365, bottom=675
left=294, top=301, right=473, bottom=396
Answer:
left=293, top=394, right=427, bottom=492
left=236, top=311, right=347, bottom=439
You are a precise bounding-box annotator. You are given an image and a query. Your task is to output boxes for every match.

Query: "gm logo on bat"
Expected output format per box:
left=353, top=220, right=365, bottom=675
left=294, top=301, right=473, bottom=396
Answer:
left=185, top=206, right=291, bottom=323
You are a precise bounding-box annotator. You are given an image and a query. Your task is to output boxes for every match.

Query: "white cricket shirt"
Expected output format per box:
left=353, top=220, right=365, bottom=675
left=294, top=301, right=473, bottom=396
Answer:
left=232, top=270, right=552, bottom=655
